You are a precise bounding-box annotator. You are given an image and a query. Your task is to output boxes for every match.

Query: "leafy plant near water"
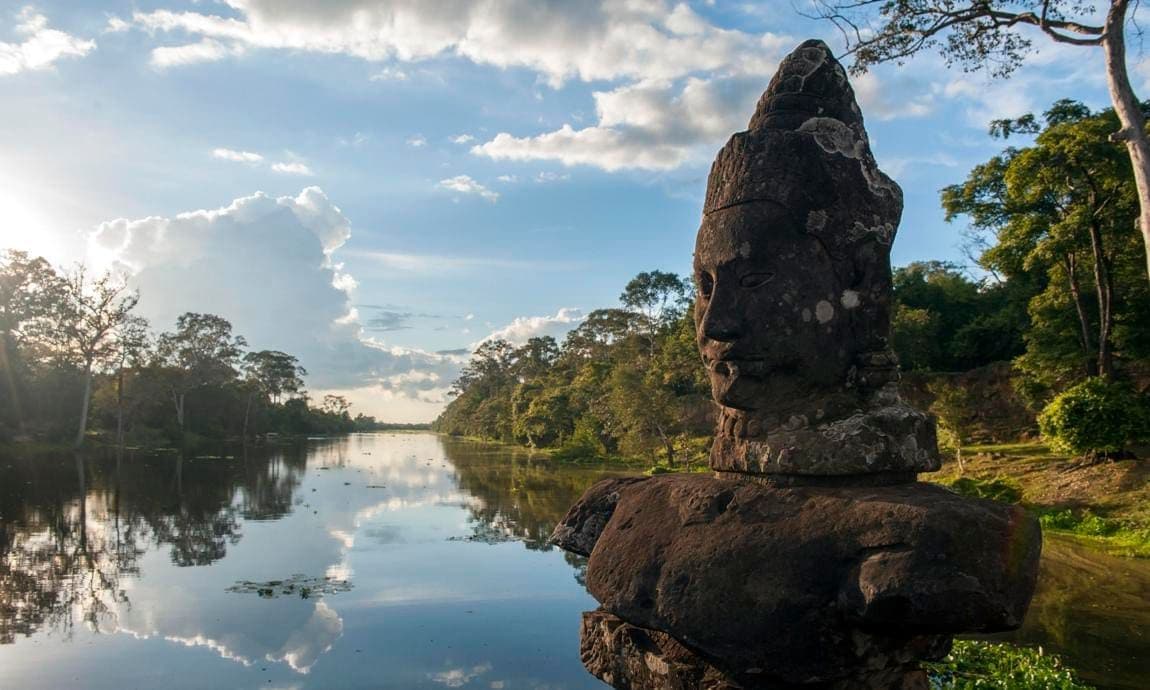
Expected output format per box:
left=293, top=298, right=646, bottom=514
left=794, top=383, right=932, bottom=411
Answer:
left=925, top=640, right=1092, bottom=689
left=1038, top=378, right=1150, bottom=459
left=1038, top=509, right=1150, bottom=558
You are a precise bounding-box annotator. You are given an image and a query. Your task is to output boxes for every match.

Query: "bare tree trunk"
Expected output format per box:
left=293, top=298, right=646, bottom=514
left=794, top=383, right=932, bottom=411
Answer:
left=1086, top=217, right=1115, bottom=377
left=242, top=391, right=252, bottom=441
left=74, top=363, right=93, bottom=448
left=115, top=364, right=125, bottom=448
left=1063, top=254, right=1098, bottom=377
left=1102, top=0, right=1150, bottom=286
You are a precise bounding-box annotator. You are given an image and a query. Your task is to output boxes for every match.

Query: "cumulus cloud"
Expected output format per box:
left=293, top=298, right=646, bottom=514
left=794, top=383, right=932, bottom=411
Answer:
left=449, top=134, right=474, bottom=144
left=437, top=175, right=498, bottom=202
left=479, top=307, right=584, bottom=346
left=0, top=7, right=95, bottom=76
left=406, top=134, right=427, bottom=148
left=87, top=187, right=462, bottom=420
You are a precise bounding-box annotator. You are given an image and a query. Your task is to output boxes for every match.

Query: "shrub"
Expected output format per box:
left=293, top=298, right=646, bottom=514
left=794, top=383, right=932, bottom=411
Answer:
left=1037, top=378, right=1150, bottom=458
left=925, top=640, right=1091, bottom=689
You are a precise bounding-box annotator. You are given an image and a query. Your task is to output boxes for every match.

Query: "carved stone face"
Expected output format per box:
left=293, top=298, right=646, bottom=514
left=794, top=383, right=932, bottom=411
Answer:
left=694, top=202, right=854, bottom=414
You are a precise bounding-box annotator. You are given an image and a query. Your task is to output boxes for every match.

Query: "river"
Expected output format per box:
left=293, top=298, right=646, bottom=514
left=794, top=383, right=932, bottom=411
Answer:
left=0, top=433, right=1146, bottom=689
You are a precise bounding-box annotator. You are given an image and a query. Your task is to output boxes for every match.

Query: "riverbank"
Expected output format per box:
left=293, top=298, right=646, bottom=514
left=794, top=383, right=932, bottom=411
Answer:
left=925, top=443, right=1150, bottom=558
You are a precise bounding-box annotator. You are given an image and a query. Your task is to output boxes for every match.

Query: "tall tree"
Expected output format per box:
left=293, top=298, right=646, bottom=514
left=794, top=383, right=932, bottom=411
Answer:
left=110, top=315, right=151, bottom=447
left=942, top=100, right=1148, bottom=388
left=240, top=350, right=306, bottom=438
left=53, top=266, right=139, bottom=447
left=0, top=251, right=63, bottom=434
left=156, top=313, right=246, bottom=433
left=811, top=0, right=1150, bottom=285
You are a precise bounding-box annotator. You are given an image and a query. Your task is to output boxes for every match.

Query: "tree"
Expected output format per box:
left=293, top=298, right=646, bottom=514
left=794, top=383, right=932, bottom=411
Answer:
left=110, top=315, right=151, bottom=447
left=942, top=100, right=1149, bottom=387
left=155, top=313, right=246, bottom=433
left=0, top=251, right=63, bottom=435
left=929, top=380, right=979, bottom=472
left=620, top=271, right=690, bottom=331
left=811, top=0, right=1150, bottom=286
left=321, top=394, right=351, bottom=417
left=240, top=350, right=306, bottom=437
left=53, top=266, right=139, bottom=447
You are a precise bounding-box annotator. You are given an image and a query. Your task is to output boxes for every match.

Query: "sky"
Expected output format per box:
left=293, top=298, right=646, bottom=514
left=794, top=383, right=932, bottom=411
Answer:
left=0, top=0, right=1137, bottom=421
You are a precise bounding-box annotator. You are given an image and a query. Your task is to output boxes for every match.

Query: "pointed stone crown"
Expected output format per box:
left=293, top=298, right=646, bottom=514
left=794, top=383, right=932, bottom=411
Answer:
left=701, top=39, right=904, bottom=357
left=703, top=40, right=901, bottom=252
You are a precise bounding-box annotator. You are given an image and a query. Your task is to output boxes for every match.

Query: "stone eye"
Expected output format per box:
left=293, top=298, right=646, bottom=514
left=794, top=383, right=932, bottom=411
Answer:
left=698, top=272, right=714, bottom=299
left=739, top=272, right=774, bottom=288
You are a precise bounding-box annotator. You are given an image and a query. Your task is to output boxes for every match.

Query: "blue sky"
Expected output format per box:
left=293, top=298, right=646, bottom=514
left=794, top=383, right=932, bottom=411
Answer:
left=0, top=0, right=1132, bottom=420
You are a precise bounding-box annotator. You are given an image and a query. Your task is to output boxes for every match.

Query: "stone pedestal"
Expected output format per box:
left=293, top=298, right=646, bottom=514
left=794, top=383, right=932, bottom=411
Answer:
left=555, top=475, right=1039, bottom=688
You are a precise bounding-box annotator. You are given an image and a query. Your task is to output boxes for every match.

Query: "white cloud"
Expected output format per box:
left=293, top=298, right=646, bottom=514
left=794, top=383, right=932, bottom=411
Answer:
left=369, top=66, right=408, bottom=81
left=429, top=663, right=492, bottom=688
left=534, top=171, right=569, bottom=183
left=852, top=72, right=934, bottom=121
left=437, top=175, right=498, bottom=202
left=350, top=250, right=576, bottom=273
left=212, top=148, right=264, bottom=164
left=450, top=134, right=474, bottom=144
left=406, top=134, right=427, bottom=148
left=86, top=187, right=462, bottom=420
left=271, top=161, right=314, bottom=176
left=124, top=1, right=792, bottom=171
left=479, top=307, right=584, bottom=346
left=941, top=77, right=1035, bottom=128
left=496, top=174, right=517, bottom=183
left=211, top=148, right=315, bottom=176
left=473, top=74, right=773, bottom=171
left=151, top=38, right=242, bottom=68
left=0, top=7, right=95, bottom=76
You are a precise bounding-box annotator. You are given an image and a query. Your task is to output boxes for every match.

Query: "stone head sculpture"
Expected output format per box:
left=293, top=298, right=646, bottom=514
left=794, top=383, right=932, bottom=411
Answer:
left=695, top=40, right=938, bottom=478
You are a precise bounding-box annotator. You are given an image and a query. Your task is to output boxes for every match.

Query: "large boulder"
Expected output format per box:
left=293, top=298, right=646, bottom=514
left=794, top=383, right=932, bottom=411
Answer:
left=554, top=473, right=1040, bottom=686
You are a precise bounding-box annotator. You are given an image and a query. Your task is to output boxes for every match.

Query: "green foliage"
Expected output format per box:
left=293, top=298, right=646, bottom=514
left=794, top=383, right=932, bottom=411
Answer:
left=943, top=100, right=1150, bottom=399
left=945, top=476, right=1023, bottom=505
left=891, top=262, right=1028, bottom=372
left=1039, top=509, right=1117, bottom=536
left=1038, top=378, right=1150, bottom=457
left=925, top=640, right=1092, bottom=689
left=435, top=272, right=710, bottom=463
left=1038, top=508, right=1150, bottom=557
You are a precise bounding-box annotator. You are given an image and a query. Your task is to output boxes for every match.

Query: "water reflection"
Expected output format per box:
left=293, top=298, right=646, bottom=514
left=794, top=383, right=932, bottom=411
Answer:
left=0, top=434, right=1145, bottom=689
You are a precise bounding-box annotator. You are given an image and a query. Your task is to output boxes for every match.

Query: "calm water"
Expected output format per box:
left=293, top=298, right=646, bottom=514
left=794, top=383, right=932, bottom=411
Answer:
left=0, top=433, right=1146, bottom=689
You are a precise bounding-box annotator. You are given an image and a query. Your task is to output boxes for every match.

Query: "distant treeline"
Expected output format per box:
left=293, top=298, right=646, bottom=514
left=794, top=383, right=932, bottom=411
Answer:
left=436, top=100, right=1150, bottom=462
left=0, top=251, right=390, bottom=447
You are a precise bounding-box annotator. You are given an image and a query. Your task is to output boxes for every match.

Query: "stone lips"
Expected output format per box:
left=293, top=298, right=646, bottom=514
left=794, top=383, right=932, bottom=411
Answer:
left=554, top=474, right=1042, bottom=686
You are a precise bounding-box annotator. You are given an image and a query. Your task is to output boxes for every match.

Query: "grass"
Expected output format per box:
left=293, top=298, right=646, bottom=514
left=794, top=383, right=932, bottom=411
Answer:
left=926, top=441, right=1150, bottom=558
left=925, top=640, right=1092, bottom=689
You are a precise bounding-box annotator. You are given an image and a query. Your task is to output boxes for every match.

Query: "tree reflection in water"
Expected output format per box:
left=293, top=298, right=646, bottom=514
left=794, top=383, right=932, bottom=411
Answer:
left=0, top=443, right=308, bottom=643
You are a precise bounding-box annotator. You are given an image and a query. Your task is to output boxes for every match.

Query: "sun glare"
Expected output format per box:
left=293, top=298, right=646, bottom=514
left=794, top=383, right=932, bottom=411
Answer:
left=0, top=183, right=63, bottom=262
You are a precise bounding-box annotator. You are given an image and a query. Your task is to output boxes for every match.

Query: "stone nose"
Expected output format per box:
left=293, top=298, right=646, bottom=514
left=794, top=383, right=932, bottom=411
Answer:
left=701, top=300, right=742, bottom=342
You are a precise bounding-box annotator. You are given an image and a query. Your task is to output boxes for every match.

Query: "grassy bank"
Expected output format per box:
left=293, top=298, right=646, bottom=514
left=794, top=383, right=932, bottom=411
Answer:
left=925, top=442, right=1150, bottom=558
